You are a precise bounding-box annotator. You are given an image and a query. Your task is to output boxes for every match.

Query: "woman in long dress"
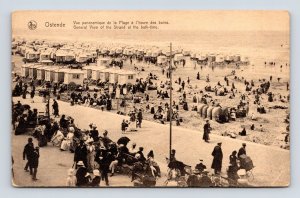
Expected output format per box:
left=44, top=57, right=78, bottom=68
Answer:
left=60, top=127, right=75, bottom=151
left=128, top=111, right=137, bottom=131
left=51, top=129, right=64, bottom=147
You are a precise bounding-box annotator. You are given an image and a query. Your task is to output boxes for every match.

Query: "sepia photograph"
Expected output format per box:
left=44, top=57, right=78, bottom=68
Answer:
left=11, top=10, right=290, bottom=187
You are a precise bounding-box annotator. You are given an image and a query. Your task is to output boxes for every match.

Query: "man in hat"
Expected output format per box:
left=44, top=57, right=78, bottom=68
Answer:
left=90, top=169, right=101, bottom=187
left=30, top=146, right=40, bottom=181
left=102, top=130, right=111, bottom=148
left=23, top=137, right=34, bottom=173
left=75, top=161, right=89, bottom=187
left=203, top=119, right=211, bottom=143
left=211, top=142, right=223, bottom=175
left=238, top=143, right=247, bottom=158
left=90, top=124, right=99, bottom=142
left=199, top=169, right=213, bottom=187
left=195, top=159, right=207, bottom=173
left=95, top=146, right=110, bottom=186
left=74, top=140, right=88, bottom=168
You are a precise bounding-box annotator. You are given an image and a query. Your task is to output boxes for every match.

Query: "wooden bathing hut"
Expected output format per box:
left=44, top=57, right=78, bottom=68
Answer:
left=212, top=106, right=222, bottom=121
left=206, top=106, right=214, bottom=120
left=201, top=105, right=209, bottom=118
left=36, top=66, right=49, bottom=80
left=82, top=65, right=98, bottom=79
left=53, top=68, right=66, bottom=84
left=28, top=64, right=40, bottom=79
left=117, top=70, right=136, bottom=86
left=20, top=64, right=32, bottom=77
left=198, top=103, right=207, bottom=117
left=105, top=67, right=121, bottom=84
left=91, top=66, right=107, bottom=81
left=44, top=67, right=58, bottom=82
left=97, top=58, right=111, bottom=67
left=63, top=69, right=85, bottom=86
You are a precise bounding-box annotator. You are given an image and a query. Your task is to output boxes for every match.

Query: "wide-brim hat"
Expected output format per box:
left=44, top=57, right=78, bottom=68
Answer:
left=93, top=169, right=100, bottom=176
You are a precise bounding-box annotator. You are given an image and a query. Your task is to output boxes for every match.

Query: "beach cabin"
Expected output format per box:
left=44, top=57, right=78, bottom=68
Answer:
left=25, top=50, right=40, bottom=62
left=76, top=53, right=88, bottom=63
left=28, top=64, right=40, bottom=79
left=53, top=69, right=66, bottom=83
left=108, top=49, right=116, bottom=56
left=174, top=54, right=184, bottom=62
left=40, top=50, right=51, bottom=61
left=157, top=55, right=168, bottom=65
left=207, top=54, right=216, bottom=62
left=118, top=70, right=136, bottom=85
left=36, top=66, right=49, bottom=80
left=44, top=67, right=58, bottom=82
left=82, top=65, right=98, bottom=79
left=215, top=55, right=225, bottom=64
left=233, top=54, right=241, bottom=62
left=115, top=48, right=123, bottom=55
left=240, top=56, right=249, bottom=64
left=21, top=64, right=32, bottom=77
left=63, top=69, right=84, bottom=86
left=91, top=66, right=107, bottom=81
left=225, top=55, right=234, bottom=63
left=97, top=58, right=111, bottom=67
left=101, top=68, right=119, bottom=84
left=55, top=50, right=75, bottom=63
left=123, top=48, right=133, bottom=56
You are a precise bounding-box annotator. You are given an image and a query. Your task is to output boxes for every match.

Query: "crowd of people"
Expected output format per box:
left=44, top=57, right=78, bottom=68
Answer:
left=165, top=142, right=253, bottom=187
left=14, top=99, right=160, bottom=187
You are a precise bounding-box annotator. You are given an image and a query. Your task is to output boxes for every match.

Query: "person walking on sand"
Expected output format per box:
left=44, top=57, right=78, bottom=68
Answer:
left=137, top=109, right=143, bottom=128
left=23, top=138, right=34, bottom=173
left=30, top=146, right=40, bottom=181
left=211, top=142, right=223, bottom=175
left=52, top=99, right=59, bottom=117
left=203, top=119, right=211, bottom=143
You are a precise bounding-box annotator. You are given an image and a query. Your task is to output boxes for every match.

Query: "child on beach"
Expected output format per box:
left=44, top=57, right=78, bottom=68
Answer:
left=66, top=168, right=76, bottom=187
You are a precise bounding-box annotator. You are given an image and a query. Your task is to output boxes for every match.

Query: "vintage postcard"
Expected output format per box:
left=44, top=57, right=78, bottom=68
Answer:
left=11, top=11, right=290, bottom=187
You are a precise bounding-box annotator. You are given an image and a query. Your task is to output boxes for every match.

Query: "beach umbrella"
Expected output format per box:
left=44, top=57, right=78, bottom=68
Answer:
left=117, top=136, right=131, bottom=146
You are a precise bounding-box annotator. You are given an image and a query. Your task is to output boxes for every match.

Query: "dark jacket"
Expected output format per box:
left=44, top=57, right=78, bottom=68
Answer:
left=23, top=143, right=34, bottom=160
left=76, top=166, right=89, bottom=186
left=238, top=147, right=246, bottom=158
left=195, top=163, right=206, bottom=172
left=30, top=150, right=40, bottom=168
left=74, top=145, right=88, bottom=163
left=211, top=145, right=223, bottom=171
left=90, top=129, right=99, bottom=142
left=90, top=176, right=101, bottom=187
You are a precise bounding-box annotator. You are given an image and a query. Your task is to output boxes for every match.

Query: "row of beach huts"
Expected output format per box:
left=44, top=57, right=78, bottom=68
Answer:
left=12, top=38, right=250, bottom=65
left=20, top=60, right=137, bottom=86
